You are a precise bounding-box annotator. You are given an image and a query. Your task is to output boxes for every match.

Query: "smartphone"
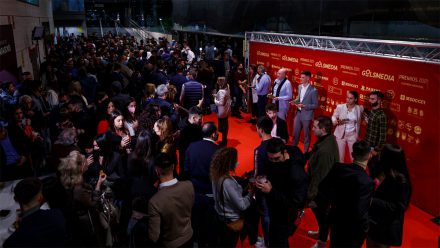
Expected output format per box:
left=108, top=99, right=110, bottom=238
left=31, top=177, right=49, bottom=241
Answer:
left=0, top=209, right=11, bottom=218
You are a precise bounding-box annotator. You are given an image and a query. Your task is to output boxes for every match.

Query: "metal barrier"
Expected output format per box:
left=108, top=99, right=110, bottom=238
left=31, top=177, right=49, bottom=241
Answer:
left=245, top=32, right=440, bottom=64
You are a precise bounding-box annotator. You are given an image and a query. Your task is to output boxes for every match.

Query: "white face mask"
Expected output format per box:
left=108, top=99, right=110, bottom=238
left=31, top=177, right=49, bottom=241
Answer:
left=128, top=106, right=136, bottom=113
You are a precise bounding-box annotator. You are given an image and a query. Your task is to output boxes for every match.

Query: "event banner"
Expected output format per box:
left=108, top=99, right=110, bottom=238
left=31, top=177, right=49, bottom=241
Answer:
left=249, top=41, right=440, bottom=216
left=0, top=25, right=19, bottom=83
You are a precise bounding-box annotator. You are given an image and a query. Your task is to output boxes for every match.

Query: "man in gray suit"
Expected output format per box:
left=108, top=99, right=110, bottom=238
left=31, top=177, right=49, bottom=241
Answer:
left=291, top=70, right=319, bottom=152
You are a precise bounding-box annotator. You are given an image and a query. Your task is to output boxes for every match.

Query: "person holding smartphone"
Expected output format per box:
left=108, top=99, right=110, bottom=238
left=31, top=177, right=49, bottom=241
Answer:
left=255, top=138, right=308, bottom=247
left=331, top=91, right=364, bottom=162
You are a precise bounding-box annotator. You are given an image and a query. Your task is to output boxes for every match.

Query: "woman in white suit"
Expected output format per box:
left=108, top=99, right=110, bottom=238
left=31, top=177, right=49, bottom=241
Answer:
left=332, top=91, right=364, bottom=162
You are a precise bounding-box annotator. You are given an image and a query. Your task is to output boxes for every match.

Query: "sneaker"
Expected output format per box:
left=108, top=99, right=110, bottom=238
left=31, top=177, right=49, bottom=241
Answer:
left=307, top=230, right=320, bottom=240
left=311, top=240, right=327, bottom=248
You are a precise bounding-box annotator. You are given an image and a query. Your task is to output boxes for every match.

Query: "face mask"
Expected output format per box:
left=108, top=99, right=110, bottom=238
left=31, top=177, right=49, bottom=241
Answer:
left=128, top=106, right=136, bottom=113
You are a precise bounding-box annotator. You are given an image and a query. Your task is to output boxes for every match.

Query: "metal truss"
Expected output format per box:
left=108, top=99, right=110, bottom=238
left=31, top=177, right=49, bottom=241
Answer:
left=245, top=32, right=440, bottom=64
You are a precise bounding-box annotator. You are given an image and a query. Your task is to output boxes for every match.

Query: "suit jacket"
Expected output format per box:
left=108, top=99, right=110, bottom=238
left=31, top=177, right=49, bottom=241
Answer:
left=184, top=139, right=219, bottom=194
left=315, top=163, right=374, bottom=235
left=148, top=181, right=195, bottom=248
left=296, top=84, right=319, bottom=120
left=272, top=78, right=292, bottom=112
left=275, top=117, right=289, bottom=143
left=4, top=208, right=66, bottom=247
left=331, top=104, right=364, bottom=139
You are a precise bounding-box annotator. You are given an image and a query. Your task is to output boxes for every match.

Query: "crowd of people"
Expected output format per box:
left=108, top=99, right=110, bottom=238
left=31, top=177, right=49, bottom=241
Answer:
left=0, top=32, right=412, bottom=248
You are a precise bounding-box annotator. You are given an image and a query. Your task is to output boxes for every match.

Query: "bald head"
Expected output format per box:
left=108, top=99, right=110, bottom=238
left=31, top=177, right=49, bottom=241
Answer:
left=277, top=68, right=287, bottom=80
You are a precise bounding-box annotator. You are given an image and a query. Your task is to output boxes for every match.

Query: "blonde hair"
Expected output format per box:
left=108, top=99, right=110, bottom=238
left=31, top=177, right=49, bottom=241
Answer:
left=217, top=77, right=227, bottom=89
left=155, top=116, right=173, bottom=141
left=58, top=150, right=85, bottom=190
left=166, top=84, right=177, bottom=101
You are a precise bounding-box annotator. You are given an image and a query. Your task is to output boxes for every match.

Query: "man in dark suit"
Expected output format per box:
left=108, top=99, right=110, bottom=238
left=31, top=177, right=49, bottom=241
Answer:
left=148, top=153, right=195, bottom=248
left=265, top=103, right=289, bottom=143
left=4, top=178, right=66, bottom=247
left=184, top=122, right=220, bottom=246
left=313, top=140, right=374, bottom=248
left=178, top=106, right=203, bottom=174
left=291, top=70, right=319, bottom=152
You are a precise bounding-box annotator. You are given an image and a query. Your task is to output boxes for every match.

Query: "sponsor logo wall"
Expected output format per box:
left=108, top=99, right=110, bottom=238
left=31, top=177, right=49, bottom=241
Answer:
left=250, top=41, right=440, bottom=216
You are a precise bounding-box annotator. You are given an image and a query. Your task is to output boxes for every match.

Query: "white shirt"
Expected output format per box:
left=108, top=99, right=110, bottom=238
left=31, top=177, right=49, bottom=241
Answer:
left=159, top=178, right=178, bottom=189
left=344, top=109, right=357, bottom=133
left=299, top=83, right=310, bottom=102
left=203, top=138, right=216, bottom=144
left=186, top=49, right=195, bottom=63
left=299, top=83, right=310, bottom=110
left=271, top=123, right=278, bottom=138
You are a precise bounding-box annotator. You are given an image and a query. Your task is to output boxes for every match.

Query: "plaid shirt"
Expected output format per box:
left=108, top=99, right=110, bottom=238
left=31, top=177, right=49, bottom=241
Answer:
left=365, top=108, right=387, bottom=148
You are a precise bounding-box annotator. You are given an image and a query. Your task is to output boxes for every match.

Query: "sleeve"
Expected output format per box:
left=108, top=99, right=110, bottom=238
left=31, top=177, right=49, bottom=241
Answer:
left=255, top=75, right=262, bottom=92
left=305, top=88, right=319, bottom=110
left=266, top=174, right=296, bottom=209
left=307, top=151, right=336, bottom=201
left=370, top=180, right=410, bottom=216
left=315, top=166, right=337, bottom=207
left=215, top=90, right=226, bottom=106
left=291, top=161, right=309, bottom=208
left=148, top=201, right=161, bottom=243
left=332, top=105, right=341, bottom=124
left=224, top=178, right=252, bottom=211
left=179, top=84, right=185, bottom=104
left=277, top=81, right=292, bottom=101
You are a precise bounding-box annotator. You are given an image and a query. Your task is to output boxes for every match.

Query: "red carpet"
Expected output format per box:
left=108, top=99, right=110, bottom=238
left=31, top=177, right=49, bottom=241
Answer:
left=204, top=112, right=440, bottom=247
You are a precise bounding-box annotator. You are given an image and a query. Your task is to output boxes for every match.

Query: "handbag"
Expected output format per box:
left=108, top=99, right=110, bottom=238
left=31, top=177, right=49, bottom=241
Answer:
left=225, top=217, right=244, bottom=232
left=220, top=177, right=245, bottom=232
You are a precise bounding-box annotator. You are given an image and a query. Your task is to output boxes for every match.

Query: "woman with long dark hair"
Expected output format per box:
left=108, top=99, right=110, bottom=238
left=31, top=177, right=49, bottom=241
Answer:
left=124, top=97, right=139, bottom=138
left=109, top=110, right=132, bottom=154
left=367, top=144, right=412, bottom=248
left=210, top=147, right=253, bottom=247
left=127, top=130, right=157, bottom=198
left=96, top=99, right=115, bottom=135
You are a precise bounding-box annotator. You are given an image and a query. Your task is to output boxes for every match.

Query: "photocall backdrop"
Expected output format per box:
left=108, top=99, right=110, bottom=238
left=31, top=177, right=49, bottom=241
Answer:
left=249, top=41, right=440, bottom=216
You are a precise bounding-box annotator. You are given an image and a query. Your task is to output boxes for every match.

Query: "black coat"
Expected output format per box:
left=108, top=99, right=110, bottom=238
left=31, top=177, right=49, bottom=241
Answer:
left=178, top=120, right=203, bottom=171
left=368, top=176, right=411, bottom=246
left=3, top=209, right=66, bottom=247
left=265, top=146, right=308, bottom=227
left=275, top=117, right=289, bottom=143
left=315, top=163, right=374, bottom=247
